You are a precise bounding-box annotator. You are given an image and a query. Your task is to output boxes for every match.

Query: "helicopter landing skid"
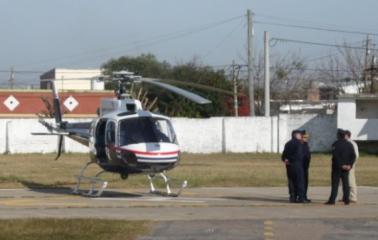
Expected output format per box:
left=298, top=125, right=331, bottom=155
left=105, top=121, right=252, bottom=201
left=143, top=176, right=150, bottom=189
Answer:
left=148, top=172, right=188, bottom=197
left=72, top=162, right=108, bottom=197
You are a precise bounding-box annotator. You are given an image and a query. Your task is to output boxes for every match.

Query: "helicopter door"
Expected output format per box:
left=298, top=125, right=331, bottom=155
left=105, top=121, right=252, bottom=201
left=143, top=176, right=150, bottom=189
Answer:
left=105, top=121, right=117, bottom=162
left=95, top=119, right=107, bottom=162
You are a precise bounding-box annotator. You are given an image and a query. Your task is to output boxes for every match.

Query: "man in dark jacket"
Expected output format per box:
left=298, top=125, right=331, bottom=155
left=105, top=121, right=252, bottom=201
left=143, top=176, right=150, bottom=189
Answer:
left=281, top=130, right=306, bottom=203
left=326, top=129, right=356, bottom=205
left=301, top=130, right=311, bottom=202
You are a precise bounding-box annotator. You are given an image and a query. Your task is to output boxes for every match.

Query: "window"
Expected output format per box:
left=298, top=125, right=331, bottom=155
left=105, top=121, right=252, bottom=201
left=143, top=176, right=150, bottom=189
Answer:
left=356, top=100, right=378, bottom=119
left=119, top=117, right=177, bottom=145
left=106, top=121, right=116, bottom=145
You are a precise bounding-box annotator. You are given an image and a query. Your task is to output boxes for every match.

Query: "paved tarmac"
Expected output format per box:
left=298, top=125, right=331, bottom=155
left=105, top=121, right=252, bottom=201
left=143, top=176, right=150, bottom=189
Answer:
left=0, top=186, right=377, bottom=239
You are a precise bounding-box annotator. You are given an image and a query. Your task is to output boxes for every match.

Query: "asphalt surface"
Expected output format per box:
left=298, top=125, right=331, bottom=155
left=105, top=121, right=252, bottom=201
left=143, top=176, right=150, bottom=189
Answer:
left=0, top=186, right=377, bottom=239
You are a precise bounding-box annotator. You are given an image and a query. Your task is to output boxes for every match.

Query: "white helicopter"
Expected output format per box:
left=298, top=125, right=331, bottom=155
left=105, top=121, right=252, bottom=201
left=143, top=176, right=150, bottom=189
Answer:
left=34, top=71, right=212, bottom=197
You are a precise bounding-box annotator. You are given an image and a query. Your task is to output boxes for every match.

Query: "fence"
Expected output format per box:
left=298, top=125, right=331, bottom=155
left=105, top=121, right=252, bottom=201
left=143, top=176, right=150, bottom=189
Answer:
left=0, top=114, right=337, bottom=154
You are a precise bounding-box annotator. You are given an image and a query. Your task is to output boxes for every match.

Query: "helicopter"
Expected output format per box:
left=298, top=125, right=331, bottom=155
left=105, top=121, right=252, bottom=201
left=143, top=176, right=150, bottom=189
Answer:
left=33, top=71, right=214, bottom=197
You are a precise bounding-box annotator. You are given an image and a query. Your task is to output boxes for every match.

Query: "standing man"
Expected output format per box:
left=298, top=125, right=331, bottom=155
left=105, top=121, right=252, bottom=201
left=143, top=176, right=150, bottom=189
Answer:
left=345, top=130, right=359, bottom=203
left=301, top=130, right=311, bottom=203
left=281, top=130, right=306, bottom=203
left=326, top=129, right=356, bottom=205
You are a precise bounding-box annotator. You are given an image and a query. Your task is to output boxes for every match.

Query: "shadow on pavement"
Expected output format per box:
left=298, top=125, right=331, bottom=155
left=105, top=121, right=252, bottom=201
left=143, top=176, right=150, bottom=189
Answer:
left=20, top=180, right=143, bottom=198
left=222, top=195, right=290, bottom=203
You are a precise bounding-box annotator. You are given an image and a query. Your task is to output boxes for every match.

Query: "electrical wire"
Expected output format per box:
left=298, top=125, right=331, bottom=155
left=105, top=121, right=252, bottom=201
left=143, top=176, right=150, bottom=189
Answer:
left=255, top=19, right=378, bottom=37
left=201, top=19, right=246, bottom=60
left=14, top=15, right=244, bottom=69
left=0, top=70, right=44, bottom=74
left=256, top=13, right=374, bottom=32
left=270, top=37, right=378, bottom=51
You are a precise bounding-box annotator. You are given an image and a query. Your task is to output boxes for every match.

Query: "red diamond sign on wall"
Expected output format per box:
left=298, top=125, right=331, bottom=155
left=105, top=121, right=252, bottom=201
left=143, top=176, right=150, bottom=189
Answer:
left=3, top=95, right=20, bottom=111
left=64, top=95, right=79, bottom=112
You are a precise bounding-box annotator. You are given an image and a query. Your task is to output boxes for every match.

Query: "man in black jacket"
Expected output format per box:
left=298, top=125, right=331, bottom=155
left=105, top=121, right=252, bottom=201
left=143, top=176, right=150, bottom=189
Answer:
left=281, top=130, right=306, bottom=203
left=326, top=129, right=356, bottom=205
left=301, top=130, right=311, bottom=202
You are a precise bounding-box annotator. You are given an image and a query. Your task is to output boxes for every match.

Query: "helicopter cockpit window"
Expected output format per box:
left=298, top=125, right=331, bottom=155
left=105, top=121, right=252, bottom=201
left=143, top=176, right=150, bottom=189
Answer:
left=119, top=117, right=177, bottom=145
left=106, top=121, right=116, bottom=145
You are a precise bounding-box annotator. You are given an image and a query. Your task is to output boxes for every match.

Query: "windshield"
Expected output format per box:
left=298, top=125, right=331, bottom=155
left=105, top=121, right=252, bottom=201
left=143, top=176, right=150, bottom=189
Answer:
left=119, top=117, right=177, bottom=145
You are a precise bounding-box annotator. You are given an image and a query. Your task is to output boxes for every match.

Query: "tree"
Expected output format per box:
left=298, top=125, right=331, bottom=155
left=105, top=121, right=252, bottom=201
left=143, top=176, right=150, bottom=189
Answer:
left=319, top=41, right=378, bottom=94
left=102, top=54, right=171, bottom=78
left=239, top=52, right=309, bottom=114
left=102, top=54, right=233, bottom=117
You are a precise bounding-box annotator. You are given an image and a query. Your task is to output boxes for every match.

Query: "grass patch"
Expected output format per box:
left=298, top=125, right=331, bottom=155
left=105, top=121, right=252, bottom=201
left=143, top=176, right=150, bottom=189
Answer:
left=0, top=153, right=377, bottom=188
left=0, top=219, right=150, bottom=240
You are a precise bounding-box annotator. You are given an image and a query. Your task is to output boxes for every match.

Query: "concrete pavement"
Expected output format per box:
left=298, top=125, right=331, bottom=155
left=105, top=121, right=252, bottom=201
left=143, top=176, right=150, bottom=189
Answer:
left=0, top=186, right=377, bottom=239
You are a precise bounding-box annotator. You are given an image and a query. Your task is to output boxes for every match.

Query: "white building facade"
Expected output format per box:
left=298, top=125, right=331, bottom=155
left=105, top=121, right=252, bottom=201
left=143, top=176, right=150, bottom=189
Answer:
left=337, top=94, right=378, bottom=141
left=40, top=68, right=104, bottom=91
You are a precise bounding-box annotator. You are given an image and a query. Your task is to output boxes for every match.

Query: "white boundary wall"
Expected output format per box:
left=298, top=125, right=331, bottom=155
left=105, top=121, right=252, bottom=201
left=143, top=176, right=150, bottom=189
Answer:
left=0, top=120, right=6, bottom=153
left=0, top=114, right=337, bottom=154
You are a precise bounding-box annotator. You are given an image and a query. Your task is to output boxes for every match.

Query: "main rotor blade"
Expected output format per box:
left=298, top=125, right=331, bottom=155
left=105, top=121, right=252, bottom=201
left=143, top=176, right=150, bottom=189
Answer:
left=141, top=78, right=211, bottom=104
left=158, top=79, right=244, bottom=96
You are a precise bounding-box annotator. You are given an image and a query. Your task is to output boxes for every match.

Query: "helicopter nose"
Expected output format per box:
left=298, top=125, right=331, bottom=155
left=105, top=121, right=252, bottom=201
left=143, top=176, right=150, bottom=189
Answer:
left=133, top=150, right=179, bottom=163
left=125, top=149, right=179, bottom=163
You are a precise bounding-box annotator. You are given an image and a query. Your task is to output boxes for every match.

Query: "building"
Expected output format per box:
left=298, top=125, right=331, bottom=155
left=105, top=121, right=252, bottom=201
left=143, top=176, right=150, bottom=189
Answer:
left=338, top=94, right=378, bottom=152
left=40, top=68, right=104, bottom=91
left=278, top=100, right=336, bottom=115
left=338, top=94, right=378, bottom=141
left=0, top=90, right=114, bottom=118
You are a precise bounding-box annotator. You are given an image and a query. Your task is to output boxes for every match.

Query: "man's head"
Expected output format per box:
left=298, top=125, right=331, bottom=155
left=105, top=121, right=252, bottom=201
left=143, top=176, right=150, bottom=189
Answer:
left=337, top=129, right=345, bottom=140
left=302, top=132, right=309, bottom=143
left=344, top=130, right=352, bottom=140
left=292, top=130, right=302, bottom=140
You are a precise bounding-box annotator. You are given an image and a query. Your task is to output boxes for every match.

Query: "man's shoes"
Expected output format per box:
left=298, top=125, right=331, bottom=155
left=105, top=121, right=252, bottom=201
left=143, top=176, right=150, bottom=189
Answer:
left=339, top=199, right=357, bottom=203
left=344, top=201, right=350, bottom=205
left=324, top=201, right=335, bottom=205
left=304, top=198, right=311, bottom=203
left=296, top=199, right=310, bottom=204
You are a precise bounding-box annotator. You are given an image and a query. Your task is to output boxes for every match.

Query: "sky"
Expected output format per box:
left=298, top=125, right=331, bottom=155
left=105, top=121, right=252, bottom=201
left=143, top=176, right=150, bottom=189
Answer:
left=0, top=0, right=377, bottom=86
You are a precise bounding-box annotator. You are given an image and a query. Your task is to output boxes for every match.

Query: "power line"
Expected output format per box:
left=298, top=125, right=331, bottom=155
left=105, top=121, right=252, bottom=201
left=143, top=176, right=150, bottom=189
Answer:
left=301, top=40, right=367, bottom=63
left=14, top=15, right=244, bottom=69
left=201, top=19, right=245, bottom=60
left=254, top=19, right=378, bottom=37
left=270, top=37, right=378, bottom=51
left=62, top=15, right=245, bottom=67
left=0, top=70, right=44, bottom=74
left=239, top=66, right=356, bottom=73
left=256, top=13, right=375, bottom=32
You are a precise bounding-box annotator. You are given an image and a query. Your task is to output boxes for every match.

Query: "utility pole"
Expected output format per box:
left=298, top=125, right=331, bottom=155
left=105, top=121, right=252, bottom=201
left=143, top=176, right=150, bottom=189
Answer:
left=371, top=55, right=377, bottom=93
left=231, top=60, right=240, bottom=117
left=363, top=34, right=371, bottom=92
left=264, top=31, right=270, bottom=117
left=247, top=9, right=255, bottom=116
left=8, top=67, right=15, bottom=89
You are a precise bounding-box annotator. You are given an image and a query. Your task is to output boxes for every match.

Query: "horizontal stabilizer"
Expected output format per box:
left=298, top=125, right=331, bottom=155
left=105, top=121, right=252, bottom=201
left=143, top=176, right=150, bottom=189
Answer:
left=31, top=132, right=69, bottom=136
